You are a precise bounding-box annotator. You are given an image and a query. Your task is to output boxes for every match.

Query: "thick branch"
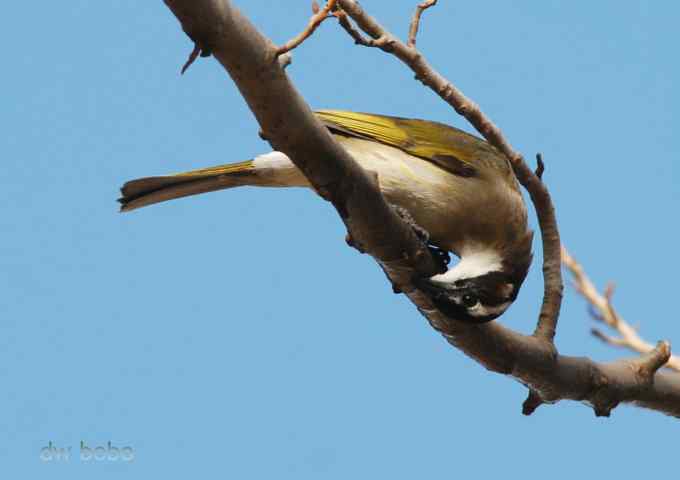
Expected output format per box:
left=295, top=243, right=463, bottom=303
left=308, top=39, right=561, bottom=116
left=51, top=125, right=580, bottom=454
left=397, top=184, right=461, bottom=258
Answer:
left=162, top=0, right=680, bottom=418
left=563, top=247, right=680, bottom=372
left=164, top=0, right=442, bottom=289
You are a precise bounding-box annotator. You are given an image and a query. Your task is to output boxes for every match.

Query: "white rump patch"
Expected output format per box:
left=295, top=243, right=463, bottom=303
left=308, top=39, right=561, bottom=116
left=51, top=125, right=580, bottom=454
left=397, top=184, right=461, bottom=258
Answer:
left=253, top=151, right=294, bottom=169
left=252, top=151, right=308, bottom=187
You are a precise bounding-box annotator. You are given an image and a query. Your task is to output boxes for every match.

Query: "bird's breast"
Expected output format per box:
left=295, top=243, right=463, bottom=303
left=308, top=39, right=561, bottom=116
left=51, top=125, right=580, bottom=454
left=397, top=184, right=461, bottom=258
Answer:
left=336, top=136, right=527, bottom=256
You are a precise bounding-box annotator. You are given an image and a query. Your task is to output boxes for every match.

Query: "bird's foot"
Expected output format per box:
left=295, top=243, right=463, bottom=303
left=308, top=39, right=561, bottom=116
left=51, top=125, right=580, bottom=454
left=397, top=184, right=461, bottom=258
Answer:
left=390, top=204, right=450, bottom=274
left=427, top=245, right=451, bottom=274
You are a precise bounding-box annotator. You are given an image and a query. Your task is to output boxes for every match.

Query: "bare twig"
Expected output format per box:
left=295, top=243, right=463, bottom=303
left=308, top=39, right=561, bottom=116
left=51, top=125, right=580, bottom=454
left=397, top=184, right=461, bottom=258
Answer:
left=181, top=43, right=202, bottom=74
left=336, top=0, right=562, bottom=344
left=591, top=327, right=627, bottom=347
left=276, top=0, right=337, bottom=55
left=408, top=0, right=437, bottom=47
left=535, top=153, right=545, bottom=180
left=162, top=0, right=680, bottom=419
left=563, top=247, right=680, bottom=372
left=334, top=9, right=372, bottom=46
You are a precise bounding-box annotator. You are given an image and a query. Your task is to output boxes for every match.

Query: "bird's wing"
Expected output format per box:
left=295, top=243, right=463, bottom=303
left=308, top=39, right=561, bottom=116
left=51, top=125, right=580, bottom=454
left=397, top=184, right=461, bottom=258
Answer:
left=315, top=110, right=512, bottom=178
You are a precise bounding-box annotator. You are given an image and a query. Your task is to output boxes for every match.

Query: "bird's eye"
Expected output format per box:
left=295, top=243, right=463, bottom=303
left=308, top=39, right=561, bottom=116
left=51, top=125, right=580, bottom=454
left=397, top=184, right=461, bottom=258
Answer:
left=461, top=293, right=479, bottom=308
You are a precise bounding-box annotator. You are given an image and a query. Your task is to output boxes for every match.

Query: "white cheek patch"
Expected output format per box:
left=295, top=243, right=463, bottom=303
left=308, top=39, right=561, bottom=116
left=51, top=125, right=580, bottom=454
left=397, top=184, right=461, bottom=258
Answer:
left=467, top=300, right=512, bottom=318
left=430, top=249, right=502, bottom=284
left=423, top=248, right=513, bottom=319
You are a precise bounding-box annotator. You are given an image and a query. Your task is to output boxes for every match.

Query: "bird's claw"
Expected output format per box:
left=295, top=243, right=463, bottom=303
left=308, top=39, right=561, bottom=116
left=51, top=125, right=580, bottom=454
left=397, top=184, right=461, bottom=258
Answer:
left=427, top=245, right=450, bottom=274
left=390, top=203, right=450, bottom=274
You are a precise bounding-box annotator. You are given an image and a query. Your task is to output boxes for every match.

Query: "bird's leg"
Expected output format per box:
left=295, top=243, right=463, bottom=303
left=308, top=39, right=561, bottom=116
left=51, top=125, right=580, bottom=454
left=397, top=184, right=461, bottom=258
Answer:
left=390, top=204, right=450, bottom=274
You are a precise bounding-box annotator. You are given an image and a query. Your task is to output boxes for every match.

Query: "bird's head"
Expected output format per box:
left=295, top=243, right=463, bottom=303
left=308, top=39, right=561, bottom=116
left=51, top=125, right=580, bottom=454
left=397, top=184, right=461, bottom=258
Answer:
left=415, top=238, right=533, bottom=324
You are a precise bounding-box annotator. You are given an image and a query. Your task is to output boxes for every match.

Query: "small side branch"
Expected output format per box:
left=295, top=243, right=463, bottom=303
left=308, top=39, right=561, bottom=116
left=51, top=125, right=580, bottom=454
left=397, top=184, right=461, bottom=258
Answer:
left=276, top=0, right=337, bottom=55
left=407, top=0, right=437, bottom=47
left=181, top=43, right=202, bottom=74
left=633, top=341, right=672, bottom=380
left=562, top=247, right=680, bottom=372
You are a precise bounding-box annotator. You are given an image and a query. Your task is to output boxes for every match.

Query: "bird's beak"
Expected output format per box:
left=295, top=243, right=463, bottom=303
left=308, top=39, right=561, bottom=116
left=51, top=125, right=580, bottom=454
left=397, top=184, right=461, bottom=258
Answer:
left=412, top=276, right=459, bottom=298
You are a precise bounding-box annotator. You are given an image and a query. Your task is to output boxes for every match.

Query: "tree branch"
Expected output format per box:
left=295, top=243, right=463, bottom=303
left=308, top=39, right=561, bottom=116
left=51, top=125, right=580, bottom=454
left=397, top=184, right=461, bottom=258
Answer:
left=407, top=0, right=437, bottom=48
left=161, top=0, right=680, bottom=418
left=276, top=1, right=337, bottom=56
left=563, top=247, right=680, bottom=372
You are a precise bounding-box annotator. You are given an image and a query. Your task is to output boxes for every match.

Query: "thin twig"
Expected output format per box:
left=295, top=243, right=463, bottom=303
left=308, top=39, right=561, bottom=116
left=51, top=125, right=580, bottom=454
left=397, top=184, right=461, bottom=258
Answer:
left=181, top=43, right=202, bottom=75
left=276, top=0, right=337, bottom=55
left=334, top=9, right=373, bottom=46
left=408, top=0, right=437, bottom=47
left=563, top=247, right=680, bottom=372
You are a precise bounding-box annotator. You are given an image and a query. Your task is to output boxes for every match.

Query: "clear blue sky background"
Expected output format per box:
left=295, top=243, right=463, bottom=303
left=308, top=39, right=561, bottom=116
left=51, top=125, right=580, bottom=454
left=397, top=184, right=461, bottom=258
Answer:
left=2, top=1, right=679, bottom=478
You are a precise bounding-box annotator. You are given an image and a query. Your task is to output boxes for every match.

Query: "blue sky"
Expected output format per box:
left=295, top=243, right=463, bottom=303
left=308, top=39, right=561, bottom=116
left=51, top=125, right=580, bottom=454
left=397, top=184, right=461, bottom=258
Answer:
left=2, top=1, right=679, bottom=478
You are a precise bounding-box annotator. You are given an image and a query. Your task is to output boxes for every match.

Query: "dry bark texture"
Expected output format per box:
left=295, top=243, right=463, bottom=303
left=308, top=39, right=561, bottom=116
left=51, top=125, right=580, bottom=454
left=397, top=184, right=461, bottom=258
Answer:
left=162, top=0, right=680, bottom=418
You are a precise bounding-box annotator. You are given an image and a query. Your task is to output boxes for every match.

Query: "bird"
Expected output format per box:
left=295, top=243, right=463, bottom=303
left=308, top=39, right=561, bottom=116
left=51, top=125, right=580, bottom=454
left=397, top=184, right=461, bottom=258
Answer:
left=119, top=110, right=533, bottom=323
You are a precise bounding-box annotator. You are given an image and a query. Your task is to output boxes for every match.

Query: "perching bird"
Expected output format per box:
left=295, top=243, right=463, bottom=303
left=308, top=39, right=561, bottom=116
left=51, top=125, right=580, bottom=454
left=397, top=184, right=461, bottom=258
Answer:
left=119, top=110, right=533, bottom=323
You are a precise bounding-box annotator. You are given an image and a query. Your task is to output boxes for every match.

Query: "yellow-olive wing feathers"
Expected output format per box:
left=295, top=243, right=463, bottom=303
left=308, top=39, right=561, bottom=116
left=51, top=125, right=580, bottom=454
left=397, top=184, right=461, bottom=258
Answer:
left=315, top=110, right=511, bottom=178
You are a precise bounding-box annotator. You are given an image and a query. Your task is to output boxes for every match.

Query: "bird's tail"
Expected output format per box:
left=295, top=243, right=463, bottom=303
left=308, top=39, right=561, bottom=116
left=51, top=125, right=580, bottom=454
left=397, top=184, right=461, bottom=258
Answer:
left=118, top=160, right=259, bottom=212
left=119, top=152, right=311, bottom=212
